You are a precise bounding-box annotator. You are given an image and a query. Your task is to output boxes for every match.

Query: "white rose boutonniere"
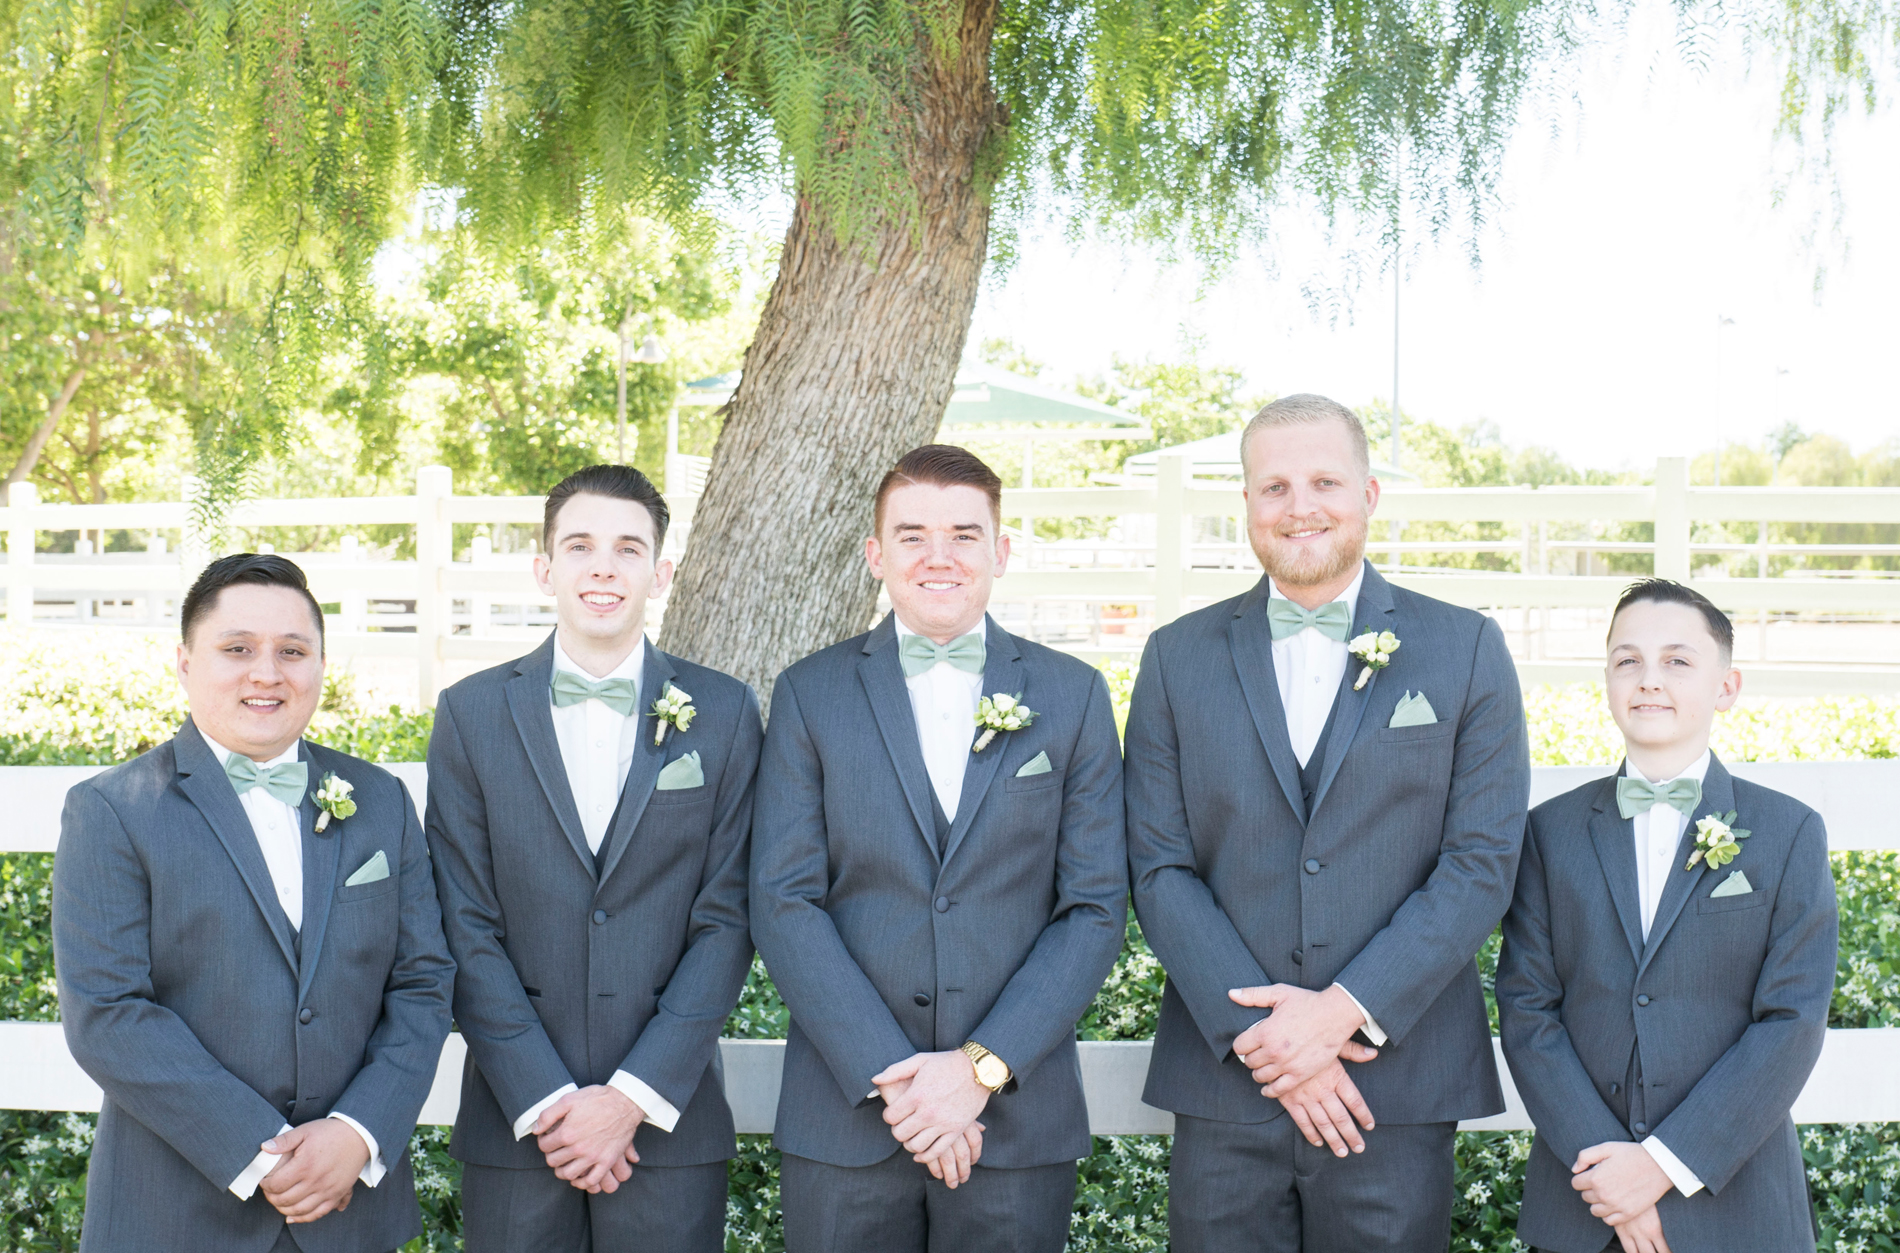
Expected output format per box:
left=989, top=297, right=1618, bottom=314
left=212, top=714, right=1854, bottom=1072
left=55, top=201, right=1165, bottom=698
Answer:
left=1346, top=629, right=1401, bottom=690
left=650, top=685, right=697, bottom=746
left=973, top=692, right=1038, bottom=753
left=1685, top=810, right=1751, bottom=871
left=313, top=773, right=357, bottom=833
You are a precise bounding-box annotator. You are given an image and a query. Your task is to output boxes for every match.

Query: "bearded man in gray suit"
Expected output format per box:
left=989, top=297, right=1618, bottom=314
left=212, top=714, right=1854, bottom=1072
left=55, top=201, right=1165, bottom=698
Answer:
left=751, top=444, right=1127, bottom=1253
left=1126, top=396, right=1532, bottom=1252
left=427, top=465, right=762, bottom=1253
left=55, top=554, right=455, bottom=1253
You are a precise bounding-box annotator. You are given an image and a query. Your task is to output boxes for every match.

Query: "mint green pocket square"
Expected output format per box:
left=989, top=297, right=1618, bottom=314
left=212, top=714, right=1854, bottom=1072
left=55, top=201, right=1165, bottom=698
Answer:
left=344, top=849, right=389, bottom=888
left=1015, top=751, right=1052, bottom=777
left=1710, top=869, right=1753, bottom=898
left=656, top=751, right=704, bottom=791
left=1388, top=691, right=1438, bottom=729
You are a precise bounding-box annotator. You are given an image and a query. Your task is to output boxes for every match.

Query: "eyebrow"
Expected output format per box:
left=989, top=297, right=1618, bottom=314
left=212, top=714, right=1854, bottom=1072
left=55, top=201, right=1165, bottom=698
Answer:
left=892, top=522, right=986, bottom=533
left=215, top=630, right=317, bottom=645
left=559, top=531, right=649, bottom=547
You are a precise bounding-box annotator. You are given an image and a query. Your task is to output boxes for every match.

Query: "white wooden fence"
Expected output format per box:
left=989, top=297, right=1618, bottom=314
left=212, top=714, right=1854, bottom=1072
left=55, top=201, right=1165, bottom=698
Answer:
left=4, top=761, right=1898, bottom=1131
left=4, top=456, right=1900, bottom=703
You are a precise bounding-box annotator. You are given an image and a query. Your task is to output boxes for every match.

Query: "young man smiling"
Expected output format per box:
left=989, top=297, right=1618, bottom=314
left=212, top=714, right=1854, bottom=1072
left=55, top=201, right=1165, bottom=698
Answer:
left=751, top=444, right=1127, bottom=1253
left=55, top=555, right=454, bottom=1253
left=1498, top=580, right=1837, bottom=1253
left=1125, top=394, right=1531, bottom=1252
left=426, top=465, right=762, bottom=1253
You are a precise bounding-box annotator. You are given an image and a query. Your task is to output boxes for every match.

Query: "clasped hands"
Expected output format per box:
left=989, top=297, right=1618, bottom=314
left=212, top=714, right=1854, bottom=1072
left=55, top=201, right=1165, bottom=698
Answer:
left=1228, top=983, right=1380, bottom=1159
left=1571, top=1141, right=1675, bottom=1253
left=533, top=1085, right=648, bottom=1194
left=871, top=1052, right=990, bottom=1189
left=257, top=1119, right=370, bottom=1223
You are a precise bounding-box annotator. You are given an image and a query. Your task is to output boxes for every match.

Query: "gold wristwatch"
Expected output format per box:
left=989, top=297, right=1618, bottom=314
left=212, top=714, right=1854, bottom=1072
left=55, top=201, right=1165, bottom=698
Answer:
left=960, top=1040, right=1012, bottom=1093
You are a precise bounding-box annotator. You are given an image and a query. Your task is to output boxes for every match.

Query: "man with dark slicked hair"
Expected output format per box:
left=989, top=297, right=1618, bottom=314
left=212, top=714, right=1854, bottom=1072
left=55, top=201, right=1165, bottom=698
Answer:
left=55, top=553, right=455, bottom=1253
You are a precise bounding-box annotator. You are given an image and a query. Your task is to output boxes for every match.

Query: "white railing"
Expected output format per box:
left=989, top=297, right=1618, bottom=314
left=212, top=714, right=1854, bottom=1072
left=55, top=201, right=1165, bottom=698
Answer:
left=2, top=760, right=1896, bottom=1131
left=5, top=457, right=1899, bottom=702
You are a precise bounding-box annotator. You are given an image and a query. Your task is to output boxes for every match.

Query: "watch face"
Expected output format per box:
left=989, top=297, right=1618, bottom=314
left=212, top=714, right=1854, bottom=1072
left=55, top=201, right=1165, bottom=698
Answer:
left=977, top=1056, right=1008, bottom=1088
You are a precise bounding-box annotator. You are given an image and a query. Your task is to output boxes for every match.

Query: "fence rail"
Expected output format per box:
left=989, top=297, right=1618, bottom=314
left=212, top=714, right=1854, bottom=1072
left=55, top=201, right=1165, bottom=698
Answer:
left=6, top=457, right=1899, bottom=701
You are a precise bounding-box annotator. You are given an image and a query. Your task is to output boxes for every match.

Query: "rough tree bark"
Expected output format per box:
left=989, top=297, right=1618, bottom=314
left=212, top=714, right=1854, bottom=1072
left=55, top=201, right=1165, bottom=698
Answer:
left=659, top=0, right=1004, bottom=701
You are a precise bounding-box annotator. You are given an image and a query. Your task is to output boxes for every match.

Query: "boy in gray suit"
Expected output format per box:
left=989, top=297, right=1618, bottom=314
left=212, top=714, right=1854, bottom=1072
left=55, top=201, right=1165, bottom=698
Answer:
left=1125, top=395, right=1531, bottom=1252
left=427, top=465, right=762, bottom=1252
left=751, top=444, right=1128, bottom=1253
left=1498, top=580, right=1837, bottom=1253
left=55, top=554, right=455, bottom=1253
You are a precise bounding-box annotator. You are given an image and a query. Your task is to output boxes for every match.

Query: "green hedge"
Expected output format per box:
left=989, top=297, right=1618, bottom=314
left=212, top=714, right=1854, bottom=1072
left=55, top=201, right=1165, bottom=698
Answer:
left=3, top=632, right=1898, bottom=1250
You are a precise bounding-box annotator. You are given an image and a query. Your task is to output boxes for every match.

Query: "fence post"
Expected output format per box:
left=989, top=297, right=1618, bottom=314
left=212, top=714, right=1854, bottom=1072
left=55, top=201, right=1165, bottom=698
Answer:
left=1154, top=453, right=1188, bottom=628
left=1654, top=456, right=1691, bottom=581
left=6, top=481, right=38, bottom=626
left=415, top=465, right=453, bottom=707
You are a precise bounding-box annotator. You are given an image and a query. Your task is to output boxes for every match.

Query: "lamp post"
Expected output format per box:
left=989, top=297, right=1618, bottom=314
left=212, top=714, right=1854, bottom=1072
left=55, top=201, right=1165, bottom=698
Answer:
left=617, top=327, right=668, bottom=462
left=1713, top=314, right=1736, bottom=486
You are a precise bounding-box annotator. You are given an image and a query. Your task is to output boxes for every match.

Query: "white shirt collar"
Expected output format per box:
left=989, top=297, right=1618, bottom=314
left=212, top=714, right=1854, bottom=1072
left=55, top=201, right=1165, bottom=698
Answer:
left=1625, top=750, right=1713, bottom=787
left=552, top=635, right=645, bottom=683
left=199, top=729, right=301, bottom=771
left=892, top=613, right=988, bottom=644
left=1266, top=565, right=1366, bottom=621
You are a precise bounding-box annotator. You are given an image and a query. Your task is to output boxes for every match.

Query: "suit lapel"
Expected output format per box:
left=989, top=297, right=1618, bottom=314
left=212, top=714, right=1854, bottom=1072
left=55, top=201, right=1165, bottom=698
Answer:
left=941, top=618, right=1022, bottom=867
left=1587, top=774, right=1646, bottom=964
left=859, top=614, right=943, bottom=864
left=596, top=645, right=679, bottom=889
left=295, top=742, right=340, bottom=997
left=172, top=720, right=299, bottom=974
left=1227, top=579, right=1308, bottom=823
left=1638, top=756, right=1734, bottom=976
left=505, top=635, right=597, bottom=879
left=1308, top=562, right=1390, bottom=819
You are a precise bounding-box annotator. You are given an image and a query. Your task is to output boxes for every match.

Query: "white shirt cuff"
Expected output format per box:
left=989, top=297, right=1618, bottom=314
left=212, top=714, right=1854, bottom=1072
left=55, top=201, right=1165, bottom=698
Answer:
left=513, top=1083, right=578, bottom=1141
left=1642, top=1135, right=1706, bottom=1197
left=608, top=1071, right=681, bottom=1133
left=1334, top=983, right=1388, bottom=1047
left=229, top=1123, right=295, bottom=1199
left=327, top=1111, right=386, bottom=1188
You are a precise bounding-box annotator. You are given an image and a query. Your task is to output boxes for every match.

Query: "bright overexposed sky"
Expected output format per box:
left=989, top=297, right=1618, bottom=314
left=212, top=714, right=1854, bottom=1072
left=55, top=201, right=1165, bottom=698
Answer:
left=967, top=1, right=1900, bottom=471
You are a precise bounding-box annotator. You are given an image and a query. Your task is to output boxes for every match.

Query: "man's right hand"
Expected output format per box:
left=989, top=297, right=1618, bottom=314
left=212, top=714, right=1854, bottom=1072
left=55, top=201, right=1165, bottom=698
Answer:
left=914, top=1120, right=986, bottom=1188
left=1612, top=1206, right=1673, bottom=1253
left=1271, top=1060, right=1375, bottom=1158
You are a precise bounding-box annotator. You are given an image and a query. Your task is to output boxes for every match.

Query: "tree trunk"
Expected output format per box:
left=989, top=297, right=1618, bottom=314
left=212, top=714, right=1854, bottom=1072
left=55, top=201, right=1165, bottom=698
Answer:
left=659, top=1, right=1003, bottom=701
left=5, top=366, right=86, bottom=487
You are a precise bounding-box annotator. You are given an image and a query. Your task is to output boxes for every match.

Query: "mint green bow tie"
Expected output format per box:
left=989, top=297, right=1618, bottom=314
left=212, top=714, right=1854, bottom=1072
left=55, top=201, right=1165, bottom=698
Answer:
left=898, top=632, right=986, bottom=678
left=224, top=755, right=308, bottom=808
left=551, top=670, right=640, bottom=717
left=1267, top=598, right=1352, bottom=642
left=1616, top=775, right=1703, bottom=820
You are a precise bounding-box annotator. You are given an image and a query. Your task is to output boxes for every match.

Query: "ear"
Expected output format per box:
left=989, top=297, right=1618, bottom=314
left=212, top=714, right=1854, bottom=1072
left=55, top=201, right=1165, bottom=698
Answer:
left=1714, top=664, right=1743, bottom=712
left=649, top=556, right=675, bottom=598
left=531, top=550, right=555, bottom=598
left=864, top=535, right=885, bottom=581
left=1363, top=474, right=1382, bottom=516
left=992, top=530, right=1011, bottom=576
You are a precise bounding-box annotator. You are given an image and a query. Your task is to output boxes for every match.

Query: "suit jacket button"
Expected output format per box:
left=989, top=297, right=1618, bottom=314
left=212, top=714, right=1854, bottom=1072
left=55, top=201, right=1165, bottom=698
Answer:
left=1636, top=994, right=1651, bottom=1007
left=298, top=1008, right=313, bottom=1025
left=1633, top=1122, right=1648, bottom=1135
left=935, top=897, right=949, bottom=913
left=914, top=993, right=931, bottom=1007
left=593, top=910, right=608, bottom=925
left=1610, top=1082, right=1620, bottom=1095
left=1291, top=949, right=1303, bottom=965
left=1303, top=859, right=1321, bottom=875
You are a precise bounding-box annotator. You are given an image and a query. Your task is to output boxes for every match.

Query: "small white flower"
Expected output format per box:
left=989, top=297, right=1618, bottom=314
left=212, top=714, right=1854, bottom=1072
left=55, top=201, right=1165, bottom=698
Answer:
left=313, top=773, right=356, bottom=832
left=974, top=692, right=1038, bottom=752
left=1347, top=629, right=1401, bottom=690
left=650, top=685, right=697, bottom=745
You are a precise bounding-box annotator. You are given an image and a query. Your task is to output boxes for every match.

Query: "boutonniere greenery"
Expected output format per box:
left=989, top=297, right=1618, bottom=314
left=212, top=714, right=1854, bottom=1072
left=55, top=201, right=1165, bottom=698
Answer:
left=1685, top=810, right=1751, bottom=871
left=313, top=773, right=357, bottom=832
left=973, top=693, right=1037, bottom=753
left=1347, top=630, right=1401, bottom=690
left=650, top=685, right=697, bottom=745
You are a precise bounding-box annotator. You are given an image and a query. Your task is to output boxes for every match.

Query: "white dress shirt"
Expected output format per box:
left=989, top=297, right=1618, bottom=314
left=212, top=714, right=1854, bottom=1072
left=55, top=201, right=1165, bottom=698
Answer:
left=894, top=616, right=986, bottom=823
left=199, top=734, right=384, bottom=1199
left=511, top=637, right=681, bottom=1141
left=1261, top=571, right=1387, bottom=1048
left=1624, top=752, right=1713, bottom=1198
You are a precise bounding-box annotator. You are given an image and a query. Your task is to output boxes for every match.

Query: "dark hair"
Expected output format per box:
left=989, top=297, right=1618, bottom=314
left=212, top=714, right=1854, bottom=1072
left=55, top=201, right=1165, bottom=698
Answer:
left=543, top=464, right=670, bottom=555
left=181, top=554, right=326, bottom=651
left=1609, top=578, right=1734, bottom=660
left=873, top=445, right=1004, bottom=534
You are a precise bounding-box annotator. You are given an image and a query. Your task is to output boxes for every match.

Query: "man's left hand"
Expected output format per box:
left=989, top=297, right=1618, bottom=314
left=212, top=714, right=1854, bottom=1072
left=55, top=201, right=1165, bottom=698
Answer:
left=1230, top=984, right=1378, bottom=1096
left=536, top=1085, right=646, bottom=1194
left=257, top=1119, right=370, bottom=1224
left=872, top=1051, right=993, bottom=1158
left=1572, top=1141, right=1674, bottom=1227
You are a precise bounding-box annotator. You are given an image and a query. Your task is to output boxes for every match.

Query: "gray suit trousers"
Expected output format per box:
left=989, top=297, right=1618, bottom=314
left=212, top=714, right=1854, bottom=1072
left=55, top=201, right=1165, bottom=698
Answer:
left=780, top=1151, right=1075, bottom=1253
left=459, top=1160, right=727, bottom=1253
left=1168, top=1114, right=1456, bottom=1253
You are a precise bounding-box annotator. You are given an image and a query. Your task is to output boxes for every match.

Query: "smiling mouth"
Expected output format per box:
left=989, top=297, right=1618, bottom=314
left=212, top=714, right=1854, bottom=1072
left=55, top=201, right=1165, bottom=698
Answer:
left=1279, top=527, right=1330, bottom=540
left=1630, top=703, right=1674, bottom=714
left=580, top=592, right=624, bottom=608
left=241, top=697, right=284, bottom=710
left=919, top=581, right=960, bottom=591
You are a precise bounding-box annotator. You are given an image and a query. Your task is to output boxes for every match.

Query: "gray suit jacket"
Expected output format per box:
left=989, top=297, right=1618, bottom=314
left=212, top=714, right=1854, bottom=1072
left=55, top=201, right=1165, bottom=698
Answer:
left=54, top=719, right=455, bottom=1253
left=1126, top=564, right=1530, bottom=1125
left=1498, top=757, right=1837, bottom=1253
left=426, top=635, right=761, bottom=1169
left=750, top=613, right=1127, bottom=1169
